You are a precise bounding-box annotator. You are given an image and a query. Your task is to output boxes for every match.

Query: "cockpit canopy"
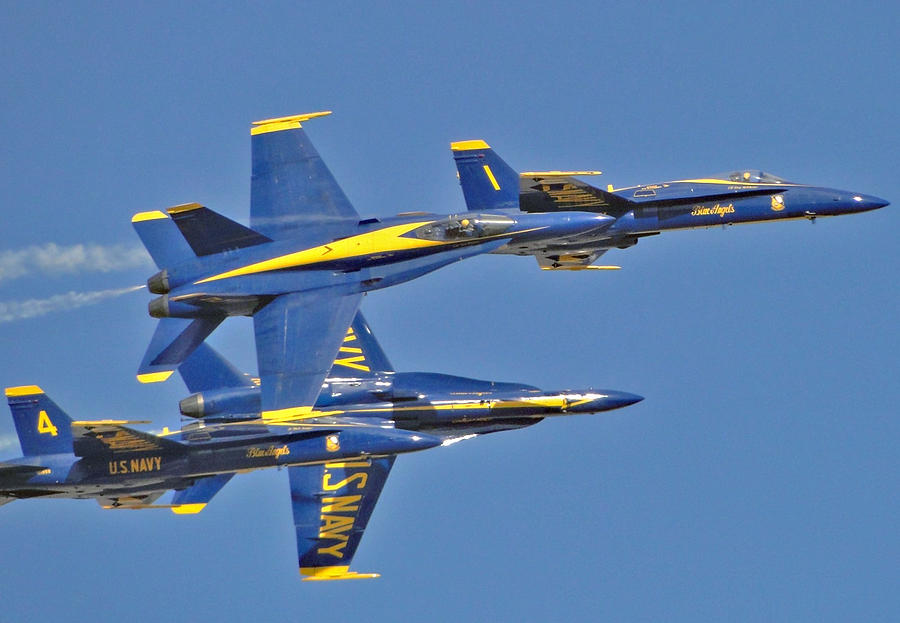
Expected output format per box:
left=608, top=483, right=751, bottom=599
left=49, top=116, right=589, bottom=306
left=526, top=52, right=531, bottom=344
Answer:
left=411, top=214, right=514, bottom=242
left=710, top=170, right=790, bottom=184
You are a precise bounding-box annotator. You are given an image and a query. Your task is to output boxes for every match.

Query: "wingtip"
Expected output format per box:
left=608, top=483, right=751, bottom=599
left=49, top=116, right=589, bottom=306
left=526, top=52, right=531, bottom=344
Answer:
left=136, top=371, right=174, bottom=384
left=300, top=566, right=380, bottom=581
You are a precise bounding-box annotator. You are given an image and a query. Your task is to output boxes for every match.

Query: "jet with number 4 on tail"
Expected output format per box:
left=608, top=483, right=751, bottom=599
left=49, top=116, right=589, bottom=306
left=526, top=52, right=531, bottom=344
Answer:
left=1, top=312, right=641, bottom=580
left=450, top=140, right=888, bottom=269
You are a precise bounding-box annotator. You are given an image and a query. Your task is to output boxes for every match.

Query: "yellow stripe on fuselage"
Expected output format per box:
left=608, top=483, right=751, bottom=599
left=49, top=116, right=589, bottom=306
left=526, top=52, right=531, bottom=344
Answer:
left=195, top=221, right=441, bottom=284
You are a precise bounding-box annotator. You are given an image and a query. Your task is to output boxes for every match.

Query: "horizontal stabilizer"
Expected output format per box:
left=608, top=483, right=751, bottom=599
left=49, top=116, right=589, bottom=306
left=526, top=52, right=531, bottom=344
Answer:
left=72, top=421, right=186, bottom=458
left=138, top=316, right=225, bottom=383
left=170, top=473, right=234, bottom=514
left=168, top=203, right=272, bottom=256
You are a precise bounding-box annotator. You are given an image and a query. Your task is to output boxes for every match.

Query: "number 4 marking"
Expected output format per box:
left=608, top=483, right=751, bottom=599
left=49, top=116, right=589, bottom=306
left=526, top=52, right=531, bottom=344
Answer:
left=37, top=410, right=58, bottom=436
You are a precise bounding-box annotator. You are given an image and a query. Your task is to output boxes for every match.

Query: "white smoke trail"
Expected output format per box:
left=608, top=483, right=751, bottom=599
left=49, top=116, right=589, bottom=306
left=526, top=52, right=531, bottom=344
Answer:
left=0, top=286, right=144, bottom=324
left=0, top=435, right=18, bottom=453
left=0, top=243, right=151, bottom=283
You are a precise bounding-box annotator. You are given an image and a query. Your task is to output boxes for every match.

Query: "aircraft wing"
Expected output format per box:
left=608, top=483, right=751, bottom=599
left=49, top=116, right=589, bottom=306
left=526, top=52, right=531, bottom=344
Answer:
left=71, top=421, right=185, bottom=458
left=250, top=112, right=359, bottom=241
left=289, top=456, right=395, bottom=580
left=519, top=172, right=632, bottom=215
left=253, top=290, right=363, bottom=420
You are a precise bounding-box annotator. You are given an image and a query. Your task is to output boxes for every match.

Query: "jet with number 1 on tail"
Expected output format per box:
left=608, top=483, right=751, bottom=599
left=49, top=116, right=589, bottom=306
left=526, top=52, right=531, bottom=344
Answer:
left=1, top=312, right=641, bottom=580
left=449, top=140, right=888, bottom=269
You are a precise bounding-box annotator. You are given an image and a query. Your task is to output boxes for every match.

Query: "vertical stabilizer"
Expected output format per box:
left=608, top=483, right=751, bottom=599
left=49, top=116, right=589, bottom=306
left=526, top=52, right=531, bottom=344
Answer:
left=451, top=140, right=519, bottom=211
left=5, top=386, right=74, bottom=456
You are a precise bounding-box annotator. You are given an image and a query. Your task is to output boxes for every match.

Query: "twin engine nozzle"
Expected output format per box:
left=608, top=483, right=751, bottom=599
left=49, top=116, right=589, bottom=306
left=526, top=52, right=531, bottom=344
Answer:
left=147, top=269, right=169, bottom=294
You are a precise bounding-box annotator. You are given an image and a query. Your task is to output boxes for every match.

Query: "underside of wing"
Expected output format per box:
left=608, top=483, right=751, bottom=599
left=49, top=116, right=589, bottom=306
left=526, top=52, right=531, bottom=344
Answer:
left=250, top=112, right=360, bottom=241
left=520, top=172, right=632, bottom=215
left=253, top=290, right=363, bottom=420
left=289, top=456, right=395, bottom=580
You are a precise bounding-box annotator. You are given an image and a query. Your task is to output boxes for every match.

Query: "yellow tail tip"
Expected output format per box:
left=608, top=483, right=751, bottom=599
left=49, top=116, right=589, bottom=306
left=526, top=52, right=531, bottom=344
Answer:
left=4, top=385, right=44, bottom=397
left=451, top=139, right=490, bottom=151
left=251, top=111, right=333, bottom=135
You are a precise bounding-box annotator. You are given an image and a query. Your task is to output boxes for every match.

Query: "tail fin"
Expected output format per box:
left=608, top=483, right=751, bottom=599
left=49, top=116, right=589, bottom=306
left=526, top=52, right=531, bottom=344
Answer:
left=451, top=140, right=519, bottom=211
left=132, top=210, right=197, bottom=269
left=133, top=204, right=271, bottom=269
left=137, top=317, right=225, bottom=384
left=178, top=342, right=256, bottom=393
left=5, top=386, right=74, bottom=456
left=330, top=312, right=393, bottom=377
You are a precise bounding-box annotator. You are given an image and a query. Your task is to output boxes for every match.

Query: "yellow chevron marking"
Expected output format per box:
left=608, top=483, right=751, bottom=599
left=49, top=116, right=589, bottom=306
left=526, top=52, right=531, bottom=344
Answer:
left=333, top=356, right=370, bottom=372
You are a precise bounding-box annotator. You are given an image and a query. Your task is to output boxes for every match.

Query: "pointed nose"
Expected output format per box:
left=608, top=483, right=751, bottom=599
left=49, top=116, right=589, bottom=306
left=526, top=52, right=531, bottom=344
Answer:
left=602, top=390, right=645, bottom=411
left=565, top=390, right=644, bottom=413
left=852, top=193, right=889, bottom=212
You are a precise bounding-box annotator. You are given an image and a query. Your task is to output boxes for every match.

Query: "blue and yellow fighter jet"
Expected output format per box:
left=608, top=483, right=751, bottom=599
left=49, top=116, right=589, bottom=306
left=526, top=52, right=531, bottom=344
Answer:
left=1, top=313, right=641, bottom=580
left=449, top=141, right=889, bottom=269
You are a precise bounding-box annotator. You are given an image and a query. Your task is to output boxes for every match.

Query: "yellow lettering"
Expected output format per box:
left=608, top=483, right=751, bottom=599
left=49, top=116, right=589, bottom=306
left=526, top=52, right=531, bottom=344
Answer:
left=119, top=460, right=128, bottom=474
left=154, top=457, right=161, bottom=470
left=317, top=541, right=348, bottom=558
left=37, top=410, right=58, bottom=436
left=321, top=495, right=362, bottom=513
left=319, top=514, right=354, bottom=540
left=322, top=472, right=368, bottom=491
left=130, top=458, right=140, bottom=472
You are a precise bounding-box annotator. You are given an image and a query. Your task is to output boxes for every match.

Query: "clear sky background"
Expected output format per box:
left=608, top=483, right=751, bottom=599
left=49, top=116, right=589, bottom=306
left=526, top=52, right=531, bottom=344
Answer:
left=0, top=2, right=897, bottom=621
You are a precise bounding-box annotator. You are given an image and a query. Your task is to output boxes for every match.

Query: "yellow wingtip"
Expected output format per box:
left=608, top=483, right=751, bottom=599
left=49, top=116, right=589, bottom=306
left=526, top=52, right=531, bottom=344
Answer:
left=300, top=566, right=380, bottom=581
left=171, top=503, right=207, bottom=515
left=251, top=111, right=333, bottom=135
left=132, top=211, right=169, bottom=223
left=136, top=371, right=174, bottom=384
left=540, top=265, right=621, bottom=271
left=4, top=385, right=45, bottom=397
left=451, top=139, right=490, bottom=151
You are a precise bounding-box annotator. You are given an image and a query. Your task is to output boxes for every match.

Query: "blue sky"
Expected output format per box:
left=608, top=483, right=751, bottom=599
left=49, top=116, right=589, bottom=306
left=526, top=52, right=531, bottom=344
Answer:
left=0, top=2, right=897, bottom=620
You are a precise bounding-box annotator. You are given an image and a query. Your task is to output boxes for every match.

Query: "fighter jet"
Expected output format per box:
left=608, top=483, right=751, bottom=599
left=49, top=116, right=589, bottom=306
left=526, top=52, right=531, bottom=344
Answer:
left=450, top=141, right=889, bottom=269
left=132, top=112, right=616, bottom=427
left=1, top=312, right=640, bottom=580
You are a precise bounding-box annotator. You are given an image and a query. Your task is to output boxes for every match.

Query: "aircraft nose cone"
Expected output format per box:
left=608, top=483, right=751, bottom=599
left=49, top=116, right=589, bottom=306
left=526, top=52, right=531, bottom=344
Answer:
left=602, top=390, right=645, bottom=410
left=565, top=390, right=644, bottom=413
left=854, top=194, right=890, bottom=211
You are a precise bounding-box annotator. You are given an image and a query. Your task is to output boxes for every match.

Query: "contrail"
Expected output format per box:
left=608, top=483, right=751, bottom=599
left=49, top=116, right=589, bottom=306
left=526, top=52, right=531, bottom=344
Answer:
left=0, top=243, right=152, bottom=283
left=0, top=286, right=144, bottom=324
